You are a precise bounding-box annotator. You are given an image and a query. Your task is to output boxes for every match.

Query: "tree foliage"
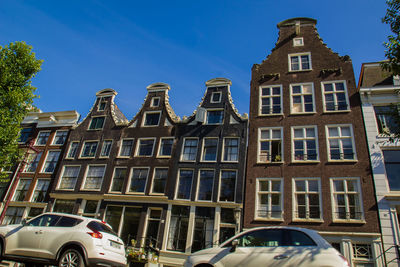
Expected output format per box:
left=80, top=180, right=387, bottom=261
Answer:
left=0, top=41, right=43, bottom=180
left=382, top=0, right=400, bottom=75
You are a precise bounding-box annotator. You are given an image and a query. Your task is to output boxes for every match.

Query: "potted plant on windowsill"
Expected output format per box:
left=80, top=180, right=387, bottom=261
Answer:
left=126, top=239, right=160, bottom=267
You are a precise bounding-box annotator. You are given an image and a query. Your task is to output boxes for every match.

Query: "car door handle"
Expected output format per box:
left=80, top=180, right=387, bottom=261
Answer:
left=274, top=255, right=288, bottom=260
left=35, top=230, right=43, bottom=234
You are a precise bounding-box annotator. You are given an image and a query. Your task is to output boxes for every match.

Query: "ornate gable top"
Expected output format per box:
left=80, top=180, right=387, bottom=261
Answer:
left=277, top=17, right=317, bottom=28
left=147, top=82, right=170, bottom=92
left=96, top=88, right=117, bottom=97
left=205, top=78, right=232, bottom=87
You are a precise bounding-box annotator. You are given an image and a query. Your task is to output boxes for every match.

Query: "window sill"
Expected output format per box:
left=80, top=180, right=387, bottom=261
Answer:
left=256, top=161, right=284, bottom=165
left=291, top=160, right=320, bottom=164
left=126, top=192, right=146, bottom=195
left=149, top=193, right=166, bottom=196
left=288, top=69, right=312, bottom=73
left=179, top=160, right=196, bottom=163
left=221, top=160, right=239, bottom=163
left=332, top=219, right=366, bottom=224
left=142, top=124, right=160, bottom=127
left=290, top=112, right=316, bottom=115
left=134, top=155, right=153, bottom=157
left=200, top=160, right=217, bottom=163
left=78, top=157, right=96, bottom=159
left=116, top=156, right=131, bottom=159
left=292, top=218, right=324, bottom=223
left=327, top=159, right=358, bottom=163
left=157, top=155, right=172, bottom=158
left=257, top=113, right=284, bottom=117
left=323, top=110, right=351, bottom=113
left=80, top=189, right=101, bottom=192
left=99, top=156, right=111, bottom=159
left=254, top=217, right=284, bottom=222
left=86, top=129, right=103, bottom=131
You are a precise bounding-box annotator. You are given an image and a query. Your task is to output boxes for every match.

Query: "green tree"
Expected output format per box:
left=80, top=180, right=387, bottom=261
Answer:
left=0, top=41, right=43, bottom=181
left=382, top=0, right=400, bottom=75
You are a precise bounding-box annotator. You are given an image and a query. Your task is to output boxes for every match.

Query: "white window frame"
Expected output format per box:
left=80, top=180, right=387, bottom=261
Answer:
left=79, top=140, right=99, bottom=159
left=88, top=116, right=106, bottom=130
left=292, top=178, right=322, bottom=221
left=325, top=124, right=357, bottom=162
left=12, top=178, right=32, bottom=201
left=135, top=138, right=156, bottom=157
left=100, top=140, right=113, bottom=158
left=150, top=167, right=168, bottom=195
left=222, top=137, right=239, bottom=163
left=51, top=130, right=69, bottom=145
left=98, top=97, right=108, bottom=111
left=118, top=138, right=134, bottom=158
left=255, top=178, right=283, bottom=221
left=40, top=150, right=61, bottom=173
left=330, top=177, right=364, bottom=222
left=35, top=131, right=51, bottom=146
left=109, top=166, right=128, bottom=193
left=66, top=141, right=79, bottom=159
left=257, top=127, right=283, bottom=163
left=151, top=97, right=160, bottom=107
left=259, top=85, right=283, bottom=116
left=180, top=137, right=199, bottom=162
left=288, top=52, right=312, bottom=72
left=81, top=164, right=106, bottom=191
left=206, top=109, right=224, bottom=125
left=127, top=167, right=149, bottom=194
left=196, top=169, right=215, bottom=202
left=210, top=92, right=222, bottom=103
left=321, top=80, right=350, bottom=112
left=23, top=151, right=43, bottom=173
left=290, top=83, right=315, bottom=114
left=57, top=165, right=81, bottom=191
left=142, top=111, right=161, bottom=127
left=291, top=126, right=319, bottom=162
left=157, top=137, right=174, bottom=158
left=293, top=37, right=304, bottom=47
left=30, top=178, right=51, bottom=202
left=175, top=168, right=194, bottom=200
left=200, top=137, right=219, bottom=162
left=218, top=169, right=237, bottom=203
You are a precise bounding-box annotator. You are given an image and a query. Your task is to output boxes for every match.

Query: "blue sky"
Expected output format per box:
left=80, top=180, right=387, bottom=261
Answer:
left=0, top=0, right=391, bottom=120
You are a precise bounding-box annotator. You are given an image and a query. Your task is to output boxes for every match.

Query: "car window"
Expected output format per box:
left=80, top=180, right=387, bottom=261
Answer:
left=288, top=230, right=316, bottom=246
left=28, top=215, right=60, bottom=227
left=87, top=221, right=117, bottom=236
left=234, top=229, right=284, bottom=247
left=56, top=216, right=83, bottom=227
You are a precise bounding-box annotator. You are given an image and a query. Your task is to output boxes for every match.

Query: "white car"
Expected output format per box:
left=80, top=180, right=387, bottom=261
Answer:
left=184, top=226, right=349, bottom=267
left=0, top=212, right=127, bottom=267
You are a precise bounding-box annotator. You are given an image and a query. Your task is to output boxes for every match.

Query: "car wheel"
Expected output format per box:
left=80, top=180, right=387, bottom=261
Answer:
left=58, top=249, right=85, bottom=267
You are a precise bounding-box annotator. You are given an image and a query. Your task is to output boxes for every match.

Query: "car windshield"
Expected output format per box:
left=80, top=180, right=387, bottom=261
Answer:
left=87, top=221, right=118, bottom=237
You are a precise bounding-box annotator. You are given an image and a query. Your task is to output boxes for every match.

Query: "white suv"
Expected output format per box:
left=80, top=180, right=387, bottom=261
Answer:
left=0, top=212, right=127, bottom=267
left=184, top=226, right=350, bottom=267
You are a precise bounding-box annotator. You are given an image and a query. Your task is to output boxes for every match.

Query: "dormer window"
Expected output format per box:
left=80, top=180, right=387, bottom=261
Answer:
left=293, top=37, right=304, bottom=47
left=143, top=111, right=161, bottom=126
left=289, top=52, right=311, bottom=71
left=211, top=92, right=222, bottom=103
left=206, top=110, right=224, bottom=124
left=98, top=97, right=109, bottom=111
left=88, top=117, right=105, bottom=130
left=151, top=97, right=160, bottom=107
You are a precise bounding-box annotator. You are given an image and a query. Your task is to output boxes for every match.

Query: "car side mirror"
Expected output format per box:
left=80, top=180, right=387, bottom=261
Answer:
left=230, top=239, right=239, bottom=252
left=21, top=219, right=28, bottom=226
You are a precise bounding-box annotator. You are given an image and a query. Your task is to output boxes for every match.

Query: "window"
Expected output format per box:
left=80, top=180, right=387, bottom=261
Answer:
left=201, top=138, right=218, bottom=162
left=19, top=127, right=33, bottom=143
left=152, top=168, right=168, bottom=194
left=41, top=150, right=61, bottom=173
left=24, top=151, right=42, bottom=173
left=331, top=178, right=363, bottom=221
left=290, top=83, right=314, bottom=113
left=158, top=138, right=173, bottom=157
left=52, top=130, right=68, bottom=145
left=206, top=110, right=224, bottom=124
left=223, top=138, right=239, bottom=162
left=13, top=178, right=32, bottom=201
left=35, top=131, right=50, bottom=146
left=293, top=37, right=304, bottom=46
left=219, top=170, right=236, bottom=202
left=258, top=128, right=283, bottom=163
left=289, top=52, right=311, bottom=71
left=292, top=126, right=318, bottom=161
left=58, top=166, right=80, bottom=190
left=83, top=200, right=99, bottom=217
left=151, top=97, right=160, bottom=107
left=66, top=142, right=79, bottom=159
left=82, top=165, right=106, bottom=190
left=383, top=150, right=400, bottom=191
left=4, top=207, right=25, bottom=225
left=80, top=141, right=98, bottom=158
left=322, top=81, right=349, bottom=112
left=143, top=111, right=161, bottom=126
left=326, top=125, right=356, bottom=161
left=105, top=206, right=141, bottom=245
left=259, top=86, right=282, bottom=115
left=197, top=170, right=214, bottom=201
left=181, top=138, right=198, bottom=161
left=136, top=138, right=155, bottom=156
left=192, top=207, right=215, bottom=252
left=98, top=97, right=108, bottom=111
left=219, top=208, right=236, bottom=244
left=32, top=179, right=50, bottom=202
left=293, top=178, right=321, bottom=220
left=145, top=209, right=162, bottom=247
left=100, top=140, right=112, bottom=157
left=110, top=167, right=127, bottom=193
left=27, top=207, right=43, bottom=219
left=119, top=139, right=133, bottom=157
left=352, top=243, right=373, bottom=265
left=88, top=117, right=105, bottom=130
left=211, top=92, right=222, bottom=103
left=176, top=169, right=193, bottom=200
left=53, top=199, right=75, bottom=214
left=374, top=105, right=399, bottom=134
left=167, top=205, right=190, bottom=252
left=256, top=178, right=282, bottom=220
left=128, top=168, right=148, bottom=193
